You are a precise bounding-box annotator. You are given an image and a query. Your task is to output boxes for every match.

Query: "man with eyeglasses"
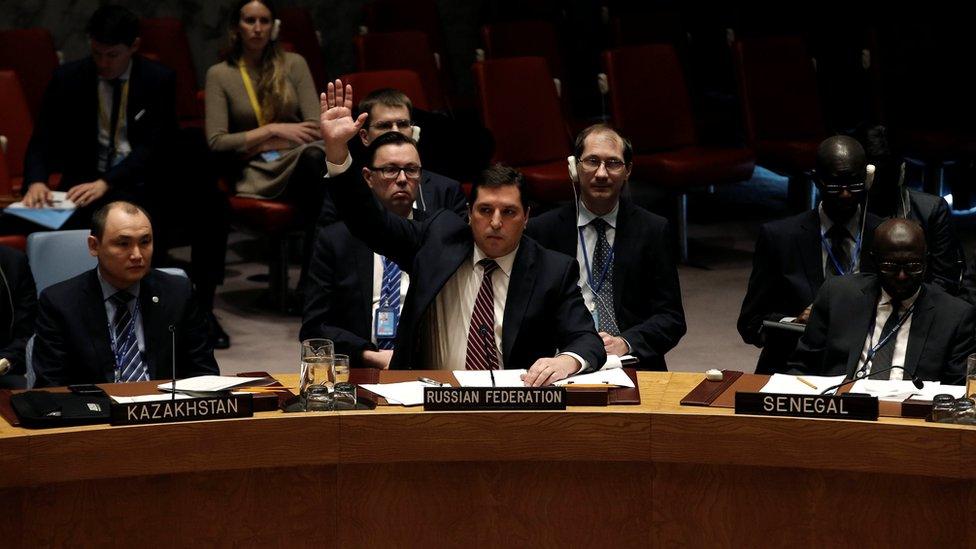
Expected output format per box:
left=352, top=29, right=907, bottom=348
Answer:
left=316, top=88, right=468, bottom=226
left=318, top=80, right=604, bottom=383
left=302, top=131, right=423, bottom=369
left=739, top=136, right=884, bottom=374
left=526, top=124, right=686, bottom=371
left=792, top=218, right=976, bottom=384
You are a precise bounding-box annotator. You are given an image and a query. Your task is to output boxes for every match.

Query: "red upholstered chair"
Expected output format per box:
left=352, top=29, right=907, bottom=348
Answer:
left=339, top=70, right=430, bottom=111
left=0, top=70, right=35, bottom=194
left=226, top=192, right=300, bottom=310
left=138, top=18, right=204, bottom=128
left=732, top=35, right=826, bottom=209
left=0, top=28, right=59, bottom=122
left=480, top=20, right=563, bottom=80
left=603, top=44, right=755, bottom=262
left=279, top=7, right=329, bottom=92
left=361, top=0, right=446, bottom=58
left=0, top=148, right=26, bottom=250
left=354, top=31, right=447, bottom=112
left=472, top=57, right=573, bottom=204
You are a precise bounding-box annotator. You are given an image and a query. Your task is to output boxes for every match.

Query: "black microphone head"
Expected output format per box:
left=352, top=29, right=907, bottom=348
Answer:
left=911, top=375, right=924, bottom=390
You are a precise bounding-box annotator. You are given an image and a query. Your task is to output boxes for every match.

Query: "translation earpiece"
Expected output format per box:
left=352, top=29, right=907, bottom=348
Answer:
left=412, top=125, right=422, bottom=143
left=865, top=163, right=875, bottom=192
left=567, top=156, right=579, bottom=184
left=271, top=19, right=281, bottom=41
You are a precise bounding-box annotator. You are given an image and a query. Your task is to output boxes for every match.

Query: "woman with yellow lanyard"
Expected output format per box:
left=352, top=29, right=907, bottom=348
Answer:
left=205, top=0, right=325, bottom=281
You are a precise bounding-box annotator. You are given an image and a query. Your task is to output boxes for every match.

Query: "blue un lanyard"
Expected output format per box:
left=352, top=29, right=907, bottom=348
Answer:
left=108, top=300, right=141, bottom=382
left=820, top=229, right=863, bottom=276
left=578, top=226, right=614, bottom=294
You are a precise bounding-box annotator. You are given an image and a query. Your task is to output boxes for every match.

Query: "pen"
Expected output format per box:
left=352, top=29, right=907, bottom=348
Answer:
left=796, top=377, right=818, bottom=390
left=418, top=377, right=446, bottom=387
left=489, top=368, right=496, bottom=387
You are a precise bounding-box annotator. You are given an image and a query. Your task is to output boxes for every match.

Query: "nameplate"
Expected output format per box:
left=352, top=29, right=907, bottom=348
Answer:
left=110, top=394, right=254, bottom=426
left=734, top=392, right=878, bottom=421
left=423, top=387, right=566, bottom=411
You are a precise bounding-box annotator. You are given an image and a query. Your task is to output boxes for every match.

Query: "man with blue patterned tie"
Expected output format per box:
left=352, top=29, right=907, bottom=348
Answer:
left=301, top=131, right=420, bottom=369
left=32, top=201, right=218, bottom=387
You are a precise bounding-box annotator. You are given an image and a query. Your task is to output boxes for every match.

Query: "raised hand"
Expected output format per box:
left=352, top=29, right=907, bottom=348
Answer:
left=319, top=79, right=368, bottom=150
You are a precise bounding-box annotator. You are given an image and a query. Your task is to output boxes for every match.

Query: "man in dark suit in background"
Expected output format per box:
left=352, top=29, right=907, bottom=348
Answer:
left=739, top=136, right=884, bottom=374
left=526, top=124, right=685, bottom=371
left=19, top=5, right=230, bottom=349
left=317, top=87, right=468, bottom=226
left=302, top=131, right=425, bottom=369
left=792, top=219, right=976, bottom=384
left=0, top=246, right=37, bottom=388
left=320, top=80, right=604, bottom=385
left=33, top=201, right=218, bottom=387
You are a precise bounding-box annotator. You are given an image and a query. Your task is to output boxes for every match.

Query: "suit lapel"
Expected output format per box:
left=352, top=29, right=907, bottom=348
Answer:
left=82, top=270, right=116, bottom=382
left=502, top=242, right=537, bottom=364
left=845, top=279, right=881, bottom=377
left=903, top=287, right=934, bottom=379
left=610, top=200, right=635, bottom=313
left=797, top=210, right=825, bottom=298
left=139, top=272, right=165, bottom=379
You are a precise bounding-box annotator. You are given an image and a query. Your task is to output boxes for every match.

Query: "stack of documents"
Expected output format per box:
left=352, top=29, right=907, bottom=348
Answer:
left=848, top=379, right=966, bottom=401
left=157, top=375, right=267, bottom=394
left=453, top=369, right=527, bottom=387
left=359, top=381, right=431, bottom=406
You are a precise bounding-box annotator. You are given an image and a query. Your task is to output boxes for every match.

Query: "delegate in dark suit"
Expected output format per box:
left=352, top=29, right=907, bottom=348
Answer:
left=24, top=55, right=177, bottom=194
left=33, top=269, right=218, bottom=387
left=328, top=162, right=605, bottom=372
left=0, top=246, right=37, bottom=375
left=902, top=189, right=967, bottom=296
left=525, top=200, right=686, bottom=371
left=738, top=209, right=882, bottom=373
left=791, top=274, right=976, bottom=384
left=318, top=168, right=467, bottom=226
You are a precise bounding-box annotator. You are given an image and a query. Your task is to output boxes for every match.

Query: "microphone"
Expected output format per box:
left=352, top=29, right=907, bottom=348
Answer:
left=478, top=324, right=496, bottom=387
left=169, top=324, right=177, bottom=401
left=820, top=366, right=923, bottom=395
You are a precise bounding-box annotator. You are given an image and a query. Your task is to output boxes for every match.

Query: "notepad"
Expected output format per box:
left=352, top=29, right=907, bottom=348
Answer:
left=759, top=374, right=847, bottom=395
left=359, top=381, right=429, bottom=406
left=554, top=367, right=635, bottom=388
left=157, top=375, right=266, bottom=393
left=112, top=393, right=192, bottom=404
left=453, top=369, right=528, bottom=387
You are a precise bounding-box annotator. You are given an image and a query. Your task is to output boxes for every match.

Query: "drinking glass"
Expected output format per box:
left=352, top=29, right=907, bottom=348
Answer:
left=332, top=354, right=350, bottom=385
left=300, top=339, right=334, bottom=411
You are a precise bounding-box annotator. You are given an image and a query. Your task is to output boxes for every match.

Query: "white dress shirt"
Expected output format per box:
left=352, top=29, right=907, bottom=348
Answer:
left=856, top=288, right=920, bottom=380
left=818, top=204, right=864, bottom=276
left=97, top=61, right=133, bottom=172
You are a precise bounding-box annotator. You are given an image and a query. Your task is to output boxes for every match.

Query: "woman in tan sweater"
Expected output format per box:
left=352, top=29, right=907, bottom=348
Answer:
left=205, top=0, right=325, bottom=280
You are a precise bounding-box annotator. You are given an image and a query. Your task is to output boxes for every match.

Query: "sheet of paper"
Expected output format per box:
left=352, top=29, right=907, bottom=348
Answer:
left=112, top=393, right=192, bottom=404
left=5, top=191, right=76, bottom=229
left=759, top=374, right=847, bottom=395
left=850, top=379, right=967, bottom=401
left=554, top=367, right=635, bottom=388
left=453, top=369, right=528, bottom=387
left=157, top=375, right=266, bottom=393
left=359, top=381, right=429, bottom=406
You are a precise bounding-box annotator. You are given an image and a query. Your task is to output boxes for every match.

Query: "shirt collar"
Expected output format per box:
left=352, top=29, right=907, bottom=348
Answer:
left=472, top=243, right=518, bottom=278
left=97, top=267, right=141, bottom=301
left=100, top=60, right=133, bottom=83
left=879, top=287, right=921, bottom=309
left=577, top=200, right=619, bottom=229
left=818, top=203, right=862, bottom=237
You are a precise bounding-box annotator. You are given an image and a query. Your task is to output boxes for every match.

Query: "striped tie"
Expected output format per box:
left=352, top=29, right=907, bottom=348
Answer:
left=377, top=257, right=401, bottom=350
left=464, top=259, right=499, bottom=370
left=111, top=292, right=148, bottom=383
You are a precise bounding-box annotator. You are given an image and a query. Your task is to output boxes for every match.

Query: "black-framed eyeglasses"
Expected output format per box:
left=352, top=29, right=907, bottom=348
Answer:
left=368, top=164, right=422, bottom=181
left=877, top=261, right=925, bottom=275
left=369, top=119, right=412, bottom=132
left=819, top=182, right=866, bottom=195
left=578, top=156, right=628, bottom=174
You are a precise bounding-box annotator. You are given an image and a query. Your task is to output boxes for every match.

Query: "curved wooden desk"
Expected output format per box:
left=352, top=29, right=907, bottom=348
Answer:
left=1, top=372, right=973, bottom=547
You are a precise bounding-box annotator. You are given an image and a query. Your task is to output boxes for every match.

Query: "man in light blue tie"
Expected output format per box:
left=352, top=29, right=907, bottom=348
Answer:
left=32, top=201, right=218, bottom=387
left=301, top=131, right=421, bottom=369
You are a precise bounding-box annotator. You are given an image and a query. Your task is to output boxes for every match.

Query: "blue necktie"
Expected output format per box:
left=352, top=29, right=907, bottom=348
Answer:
left=377, top=257, right=401, bottom=350
left=111, top=292, right=148, bottom=382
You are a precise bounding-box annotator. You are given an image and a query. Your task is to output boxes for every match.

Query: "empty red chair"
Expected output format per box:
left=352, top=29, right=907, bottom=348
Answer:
left=354, top=31, right=446, bottom=111
left=473, top=57, right=573, bottom=203
left=732, top=35, right=826, bottom=208
left=603, top=44, right=755, bottom=261
left=0, top=71, right=35, bottom=193
left=279, top=7, right=329, bottom=92
left=0, top=28, right=59, bottom=121
left=481, top=20, right=563, bottom=80
left=226, top=193, right=300, bottom=310
left=362, top=0, right=446, bottom=56
left=0, top=148, right=27, bottom=249
left=138, top=18, right=203, bottom=126
left=340, top=70, right=430, bottom=111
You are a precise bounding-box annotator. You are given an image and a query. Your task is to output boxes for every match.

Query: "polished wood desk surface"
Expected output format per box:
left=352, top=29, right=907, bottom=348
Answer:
left=1, top=371, right=973, bottom=489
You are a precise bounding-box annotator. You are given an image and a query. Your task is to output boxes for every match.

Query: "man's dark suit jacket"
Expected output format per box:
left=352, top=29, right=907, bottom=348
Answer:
left=318, top=168, right=468, bottom=226
left=33, top=269, right=218, bottom=387
left=524, top=201, right=686, bottom=371
left=24, top=55, right=177, bottom=191
left=0, top=246, right=36, bottom=374
left=328, top=160, right=605, bottom=372
left=300, top=209, right=428, bottom=369
left=738, top=209, right=883, bottom=374
left=791, top=274, right=976, bottom=384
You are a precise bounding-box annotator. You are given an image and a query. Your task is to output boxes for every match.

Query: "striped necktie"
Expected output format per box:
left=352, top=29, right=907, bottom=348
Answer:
left=377, top=257, right=401, bottom=350
left=111, top=291, right=148, bottom=382
left=464, top=259, right=500, bottom=370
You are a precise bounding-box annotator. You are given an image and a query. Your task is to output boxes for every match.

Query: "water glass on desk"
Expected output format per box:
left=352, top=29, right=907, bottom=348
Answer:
left=331, top=354, right=350, bottom=384
left=967, top=353, right=976, bottom=398
left=301, top=338, right=334, bottom=411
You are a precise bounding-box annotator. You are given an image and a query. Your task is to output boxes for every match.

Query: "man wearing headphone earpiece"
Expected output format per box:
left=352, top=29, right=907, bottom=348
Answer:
left=526, top=124, right=686, bottom=371
left=739, top=135, right=885, bottom=374
left=0, top=246, right=37, bottom=389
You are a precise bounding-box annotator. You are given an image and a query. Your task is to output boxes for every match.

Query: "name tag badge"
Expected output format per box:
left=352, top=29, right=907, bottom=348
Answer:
left=260, top=150, right=282, bottom=162
left=375, top=307, right=398, bottom=338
